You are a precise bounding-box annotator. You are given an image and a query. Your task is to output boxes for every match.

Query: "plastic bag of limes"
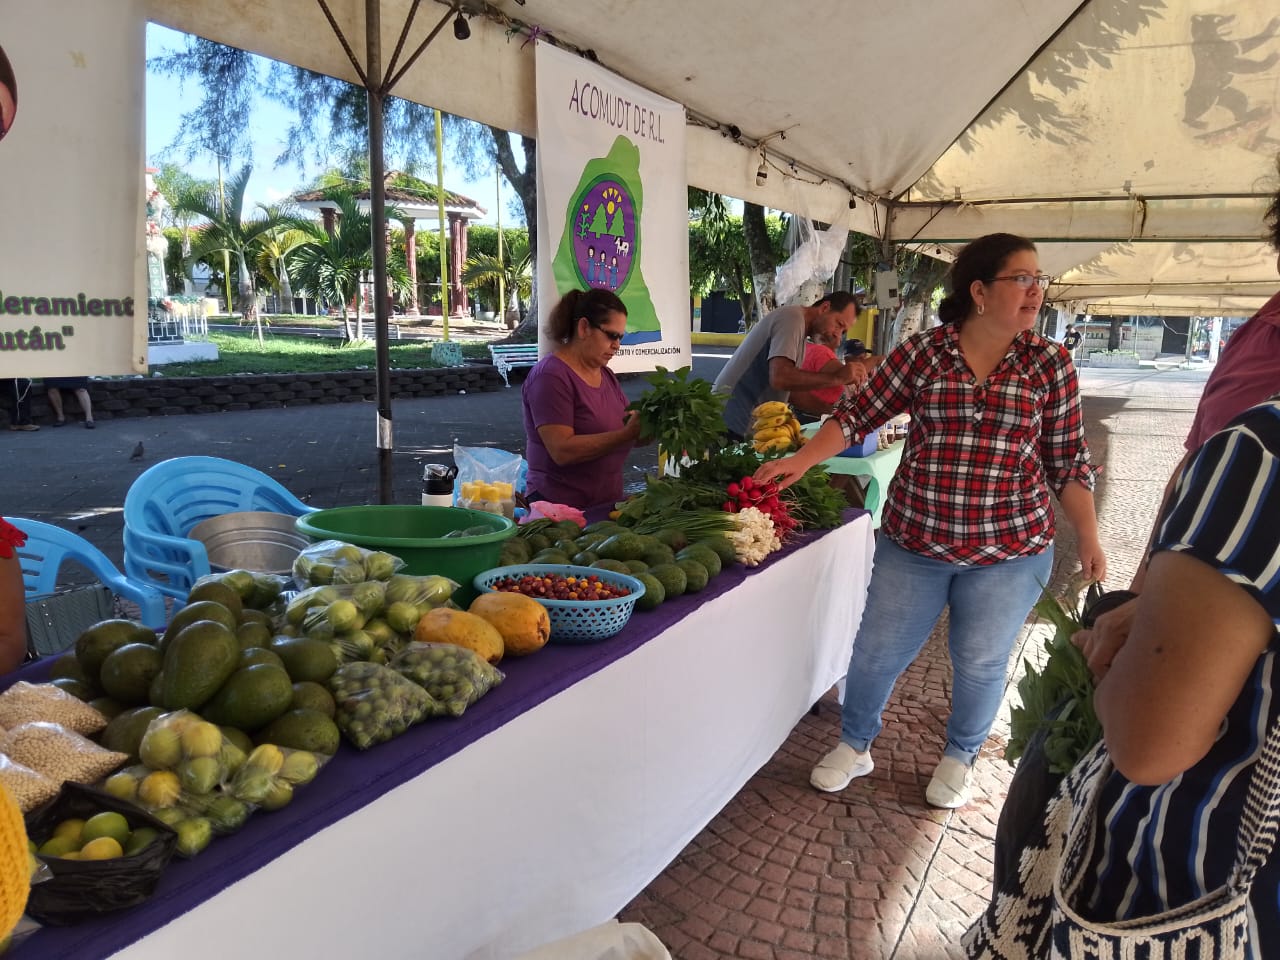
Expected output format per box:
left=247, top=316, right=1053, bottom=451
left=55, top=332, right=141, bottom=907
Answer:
left=24, top=781, right=179, bottom=924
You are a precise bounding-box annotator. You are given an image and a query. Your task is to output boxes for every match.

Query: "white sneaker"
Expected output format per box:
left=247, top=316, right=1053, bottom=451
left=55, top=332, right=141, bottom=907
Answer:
left=926, top=756, right=974, bottom=809
left=810, top=742, right=874, bottom=792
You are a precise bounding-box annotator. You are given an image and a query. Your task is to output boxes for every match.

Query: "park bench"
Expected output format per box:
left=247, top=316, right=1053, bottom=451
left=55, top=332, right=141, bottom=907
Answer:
left=488, top=343, right=540, bottom=387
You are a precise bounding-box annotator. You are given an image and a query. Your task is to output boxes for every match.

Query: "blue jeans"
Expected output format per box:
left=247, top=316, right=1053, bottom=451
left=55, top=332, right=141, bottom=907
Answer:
left=840, top=537, right=1053, bottom=765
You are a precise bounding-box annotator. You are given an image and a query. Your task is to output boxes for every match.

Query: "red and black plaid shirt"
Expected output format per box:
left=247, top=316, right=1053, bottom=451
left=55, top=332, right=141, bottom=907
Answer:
left=832, top=324, right=1098, bottom=565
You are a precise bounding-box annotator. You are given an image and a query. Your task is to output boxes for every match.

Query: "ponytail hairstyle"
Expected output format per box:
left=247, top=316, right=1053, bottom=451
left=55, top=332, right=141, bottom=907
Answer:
left=545, top=288, right=628, bottom=342
left=936, top=233, right=1037, bottom=325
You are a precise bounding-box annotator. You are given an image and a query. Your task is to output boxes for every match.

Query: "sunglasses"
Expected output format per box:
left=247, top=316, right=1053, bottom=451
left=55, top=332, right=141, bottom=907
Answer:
left=988, top=274, right=1051, bottom=291
left=592, top=324, right=625, bottom=343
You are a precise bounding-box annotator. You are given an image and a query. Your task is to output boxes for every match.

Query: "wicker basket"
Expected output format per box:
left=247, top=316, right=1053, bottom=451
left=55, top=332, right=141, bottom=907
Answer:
left=473, top=564, right=644, bottom=644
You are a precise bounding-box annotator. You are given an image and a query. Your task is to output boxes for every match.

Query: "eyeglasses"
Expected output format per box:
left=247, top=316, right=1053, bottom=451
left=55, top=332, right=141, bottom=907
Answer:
left=988, top=274, right=1051, bottom=291
left=592, top=325, right=625, bottom=343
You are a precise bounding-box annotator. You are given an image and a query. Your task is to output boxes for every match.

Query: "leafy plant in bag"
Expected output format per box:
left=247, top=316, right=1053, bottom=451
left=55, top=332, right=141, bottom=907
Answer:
left=1006, top=587, right=1101, bottom=775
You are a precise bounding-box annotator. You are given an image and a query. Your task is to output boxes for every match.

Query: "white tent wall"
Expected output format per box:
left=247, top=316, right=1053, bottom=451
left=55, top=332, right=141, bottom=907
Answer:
left=142, top=0, right=1280, bottom=313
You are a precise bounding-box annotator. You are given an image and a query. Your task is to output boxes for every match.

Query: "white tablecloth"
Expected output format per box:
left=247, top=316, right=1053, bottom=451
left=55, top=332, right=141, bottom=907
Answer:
left=113, top=514, right=874, bottom=960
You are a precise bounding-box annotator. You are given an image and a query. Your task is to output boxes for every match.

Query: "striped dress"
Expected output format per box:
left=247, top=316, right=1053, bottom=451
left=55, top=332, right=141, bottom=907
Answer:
left=1081, top=396, right=1280, bottom=955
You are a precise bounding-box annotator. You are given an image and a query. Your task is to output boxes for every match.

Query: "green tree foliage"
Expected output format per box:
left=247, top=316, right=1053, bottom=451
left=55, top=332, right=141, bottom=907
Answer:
left=688, top=210, right=786, bottom=324
left=148, top=40, right=256, bottom=162
left=288, top=188, right=410, bottom=341
left=466, top=225, right=528, bottom=260
left=458, top=225, right=529, bottom=314
left=176, top=164, right=287, bottom=339
left=149, top=32, right=540, bottom=337
left=461, top=238, right=532, bottom=317
left=155, top=164, right=217, bottom=289
left=254, top=218, right=310, bottom=311
left=161, top=228, right=188, bottom=295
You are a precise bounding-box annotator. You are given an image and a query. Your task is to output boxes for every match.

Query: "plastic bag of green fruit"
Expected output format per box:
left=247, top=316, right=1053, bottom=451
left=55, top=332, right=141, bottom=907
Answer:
left=389, top=642, right=504, bottom=718
left=103, top=762, right=248, bottom=850
left=282, top=575, right=458, bottom=646
left=127, top=710, right=242, bottom=791
left=24, top=781, right=180, bottom=924
left=292, top=539, right=406, bottom=588
left=190, top=569, right=291, bottom=612
left=223, top=743, right=328, bottom=811
left=328, top=661, right=438, bottom=749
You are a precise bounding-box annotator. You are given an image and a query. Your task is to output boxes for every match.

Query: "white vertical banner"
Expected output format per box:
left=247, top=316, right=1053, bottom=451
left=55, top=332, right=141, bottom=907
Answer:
left=0, top=0, right=148, bottom=376
left=535, top=42, right=691, bottom=373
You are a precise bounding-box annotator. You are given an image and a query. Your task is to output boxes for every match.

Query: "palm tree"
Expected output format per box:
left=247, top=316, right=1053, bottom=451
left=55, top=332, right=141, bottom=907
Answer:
left=461, top=238, right=532, bottom=328
left=177, top=164, right=285, bottom=343
left=254, top=214, right=309, bottom=316
left=288, top=187, right=410, bottom=341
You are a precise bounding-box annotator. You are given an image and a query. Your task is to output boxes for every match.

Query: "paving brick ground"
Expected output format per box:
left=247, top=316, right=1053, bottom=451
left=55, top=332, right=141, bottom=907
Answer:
left=5, top=356, right=1211, bottom=959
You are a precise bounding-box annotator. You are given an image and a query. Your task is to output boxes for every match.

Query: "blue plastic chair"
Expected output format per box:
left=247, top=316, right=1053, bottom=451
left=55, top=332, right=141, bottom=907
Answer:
left=123, top=456, right=317, bottom=603
left=6, top=516, right=167, bottom=630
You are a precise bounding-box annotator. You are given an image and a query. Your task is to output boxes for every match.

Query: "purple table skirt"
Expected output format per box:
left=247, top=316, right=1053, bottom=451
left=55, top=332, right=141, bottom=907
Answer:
left=12, top=510, right=865, bottom=960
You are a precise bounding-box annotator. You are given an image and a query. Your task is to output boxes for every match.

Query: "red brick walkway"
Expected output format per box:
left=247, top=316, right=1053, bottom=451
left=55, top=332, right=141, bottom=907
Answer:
left=620, top=374, right=1200, bottom=959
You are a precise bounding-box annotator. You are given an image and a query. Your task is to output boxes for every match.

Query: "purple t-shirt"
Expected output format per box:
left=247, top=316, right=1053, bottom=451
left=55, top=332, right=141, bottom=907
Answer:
left=521, top=354, right=631, bottom=510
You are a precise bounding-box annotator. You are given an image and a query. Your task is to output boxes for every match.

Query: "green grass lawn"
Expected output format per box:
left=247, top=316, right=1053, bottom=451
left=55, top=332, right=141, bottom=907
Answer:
left=152, top=331, right=494, bottom=377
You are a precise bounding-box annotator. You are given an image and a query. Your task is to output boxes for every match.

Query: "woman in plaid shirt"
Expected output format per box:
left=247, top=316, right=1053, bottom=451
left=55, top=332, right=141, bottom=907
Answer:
left=758, top=233, right=1106, bottom=809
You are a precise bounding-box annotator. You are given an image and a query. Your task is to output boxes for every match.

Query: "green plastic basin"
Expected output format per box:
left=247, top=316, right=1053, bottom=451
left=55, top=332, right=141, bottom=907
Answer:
left=295, top=505, right=516, bottom=605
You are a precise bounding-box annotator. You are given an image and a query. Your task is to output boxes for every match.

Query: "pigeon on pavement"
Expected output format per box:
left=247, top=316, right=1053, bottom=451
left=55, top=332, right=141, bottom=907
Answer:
left=129, top=442, right=145, bottom=461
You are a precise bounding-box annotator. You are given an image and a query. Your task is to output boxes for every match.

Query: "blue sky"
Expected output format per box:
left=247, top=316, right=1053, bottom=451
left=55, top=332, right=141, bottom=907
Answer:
left=145, top=24, right=511, bottom=225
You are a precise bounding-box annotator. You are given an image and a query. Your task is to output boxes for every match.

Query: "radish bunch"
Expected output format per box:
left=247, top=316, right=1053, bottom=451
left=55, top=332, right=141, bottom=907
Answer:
left=722, top=476, right=798, bottom=539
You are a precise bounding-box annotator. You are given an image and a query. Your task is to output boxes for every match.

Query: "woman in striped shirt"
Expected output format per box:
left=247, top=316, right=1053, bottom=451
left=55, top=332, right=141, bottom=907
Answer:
left=757, top=233, right=1106, bottom=809
left=1066, top=396, right=1280, bottom=952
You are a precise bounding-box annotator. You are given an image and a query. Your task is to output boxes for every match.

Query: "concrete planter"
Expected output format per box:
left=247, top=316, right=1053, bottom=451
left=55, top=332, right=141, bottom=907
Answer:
left=7, top=367, right=506, bottom=428
left=1087, top=352, right=1140, bottom=369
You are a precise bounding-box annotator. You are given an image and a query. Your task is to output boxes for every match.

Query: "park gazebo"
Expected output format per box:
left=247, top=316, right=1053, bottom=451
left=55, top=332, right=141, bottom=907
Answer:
left=292, top=170, right=486, bottom=317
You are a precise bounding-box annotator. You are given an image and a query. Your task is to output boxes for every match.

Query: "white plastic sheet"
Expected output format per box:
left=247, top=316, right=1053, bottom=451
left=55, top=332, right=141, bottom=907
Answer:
left=515, top=921, right=672, bottom=960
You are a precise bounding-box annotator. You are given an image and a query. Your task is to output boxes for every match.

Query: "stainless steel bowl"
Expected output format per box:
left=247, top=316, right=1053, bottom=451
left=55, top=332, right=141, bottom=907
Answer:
left=187, top=511, right=311, bottom=575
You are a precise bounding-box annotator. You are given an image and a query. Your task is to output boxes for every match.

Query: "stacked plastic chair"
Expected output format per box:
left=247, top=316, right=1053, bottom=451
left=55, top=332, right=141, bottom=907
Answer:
left=7, top=516, right=167, bottom=655
left=123, top=456, right=316, bottom=604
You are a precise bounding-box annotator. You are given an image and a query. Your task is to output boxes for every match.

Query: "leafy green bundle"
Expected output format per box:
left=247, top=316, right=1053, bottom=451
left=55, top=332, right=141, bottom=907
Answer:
left=627, top=367, right=727, bottom=463
left=1006, top=589, right=1101, bottom=775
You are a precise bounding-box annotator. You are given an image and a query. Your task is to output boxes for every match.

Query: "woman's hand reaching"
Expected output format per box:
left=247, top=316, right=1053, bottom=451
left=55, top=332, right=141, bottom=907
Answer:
left=753, top=455, right=809, bottom=491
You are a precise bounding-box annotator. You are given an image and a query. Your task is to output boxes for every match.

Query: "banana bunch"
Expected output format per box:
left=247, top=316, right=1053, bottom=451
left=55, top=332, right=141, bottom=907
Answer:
left=750, top=401, right=804, bottom=454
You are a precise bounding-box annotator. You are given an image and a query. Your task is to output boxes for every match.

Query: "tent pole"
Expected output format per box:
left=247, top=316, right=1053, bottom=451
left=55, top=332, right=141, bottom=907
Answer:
left=366, top=0, right=394, bottom=504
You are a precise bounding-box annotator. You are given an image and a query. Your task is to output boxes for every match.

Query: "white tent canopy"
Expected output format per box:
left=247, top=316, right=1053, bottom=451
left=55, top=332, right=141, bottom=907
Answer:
left=146, top=0, right=1280, bottom=315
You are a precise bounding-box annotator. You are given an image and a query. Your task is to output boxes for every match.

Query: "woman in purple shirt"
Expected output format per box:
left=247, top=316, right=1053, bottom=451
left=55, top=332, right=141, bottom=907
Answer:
left=521, top=288, right=641, bottom=509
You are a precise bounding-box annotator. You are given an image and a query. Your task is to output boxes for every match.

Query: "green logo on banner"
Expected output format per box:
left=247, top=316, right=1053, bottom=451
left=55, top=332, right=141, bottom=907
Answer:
left=553, top=136, right=660, bottom=342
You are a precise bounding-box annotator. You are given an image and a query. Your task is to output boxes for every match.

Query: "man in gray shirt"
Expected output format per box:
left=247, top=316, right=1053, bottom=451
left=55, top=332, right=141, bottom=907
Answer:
left=713, top=291, right=866, bottom=438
